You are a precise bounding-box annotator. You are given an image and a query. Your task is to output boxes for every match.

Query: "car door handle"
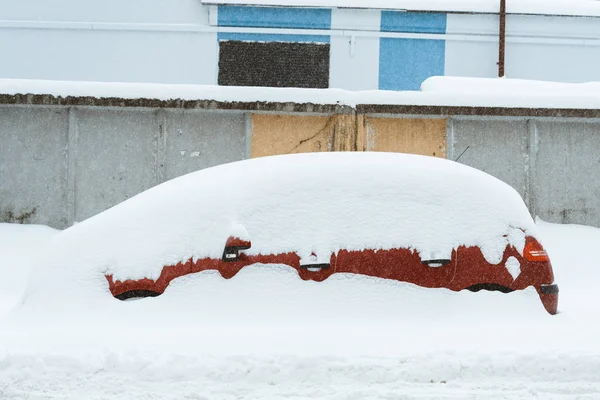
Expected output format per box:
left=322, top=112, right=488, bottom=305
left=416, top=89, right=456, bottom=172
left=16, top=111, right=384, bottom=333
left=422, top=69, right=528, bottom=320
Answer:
left=299, top=263, right=330, bottom=271
left=422, top=259, right=451, bottom=267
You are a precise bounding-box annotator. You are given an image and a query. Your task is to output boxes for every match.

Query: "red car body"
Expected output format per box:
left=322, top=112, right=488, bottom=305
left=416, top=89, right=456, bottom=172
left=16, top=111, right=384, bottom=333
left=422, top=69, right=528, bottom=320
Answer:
left=107, top=234, right=558, bottom=314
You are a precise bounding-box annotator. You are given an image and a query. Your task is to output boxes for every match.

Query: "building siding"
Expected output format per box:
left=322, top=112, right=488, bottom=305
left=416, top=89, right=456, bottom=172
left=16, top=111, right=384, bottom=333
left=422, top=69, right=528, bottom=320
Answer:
left=380, top=11, right=447, bottom=34
left=217, top=6, right=332, bottom=29
left=0, top=1, right=599, bottom=88
left=379, top=38, right=445, bottom=90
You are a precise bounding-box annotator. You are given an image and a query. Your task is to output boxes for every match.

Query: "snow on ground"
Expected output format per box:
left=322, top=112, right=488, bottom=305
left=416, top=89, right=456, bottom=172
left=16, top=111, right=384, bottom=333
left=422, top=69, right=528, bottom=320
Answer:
left=0, top=220, right=599, bottom=398
left=3, top=76, right=600, bottom=110
left=0, top=223, right=57, bottom=317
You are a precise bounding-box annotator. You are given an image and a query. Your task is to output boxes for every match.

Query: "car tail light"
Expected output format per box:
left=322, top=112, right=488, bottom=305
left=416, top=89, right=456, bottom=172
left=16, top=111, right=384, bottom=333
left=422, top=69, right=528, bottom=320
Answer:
left=523, top=239, right=550, bottom=262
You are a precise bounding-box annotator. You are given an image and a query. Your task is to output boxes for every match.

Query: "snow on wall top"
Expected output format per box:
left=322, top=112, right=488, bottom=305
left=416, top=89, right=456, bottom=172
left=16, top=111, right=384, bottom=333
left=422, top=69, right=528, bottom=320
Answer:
left=2, top=77, right=600, bottom=110
left=202, top=0, right=600, bottom=18
left=27, top=152, right=535, bottom=303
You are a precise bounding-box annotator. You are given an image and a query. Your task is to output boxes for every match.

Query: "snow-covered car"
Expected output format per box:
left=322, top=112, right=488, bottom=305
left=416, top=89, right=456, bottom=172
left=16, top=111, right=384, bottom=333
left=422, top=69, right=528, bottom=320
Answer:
left=100, top=152, right=558, bottom=314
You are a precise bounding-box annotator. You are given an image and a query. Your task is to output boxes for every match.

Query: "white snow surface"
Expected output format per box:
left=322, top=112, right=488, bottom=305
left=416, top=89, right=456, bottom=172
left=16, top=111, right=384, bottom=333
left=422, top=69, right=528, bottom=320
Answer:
left=20, top=152, right=534, bottom=304
left=203, top=0, right=600, bottom=17
left=1, top=219, right=600, bottom=398
left=3, top=76, right=600, bottom=109
left=422, top=76, right=600, bottom=97
left=0, top=224, right=57, bottom=316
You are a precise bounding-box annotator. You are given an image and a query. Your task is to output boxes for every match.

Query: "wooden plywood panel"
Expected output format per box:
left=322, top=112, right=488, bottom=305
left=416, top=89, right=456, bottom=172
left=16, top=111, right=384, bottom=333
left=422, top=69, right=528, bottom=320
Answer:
left=251, top=114, right=361, bottom=158
left=366, top=117, right=447, bottom=158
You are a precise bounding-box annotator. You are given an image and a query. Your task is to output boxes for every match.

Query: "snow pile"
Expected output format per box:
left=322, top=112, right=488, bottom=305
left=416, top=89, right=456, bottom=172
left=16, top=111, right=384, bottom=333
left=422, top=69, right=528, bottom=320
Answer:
left=4, top=76, right=600, bottom=110
left=419, top=76, right=600, bottom=109
left=0, top=224, right=57, bottom=316
left=21, top=152, right=535, bottom=305
left=0, top=78, right=358, bottom=107
left=204, top=0, right=600, bottom=17
left=535, top=219, right=599, bottom=310
left=422, top=76, right=600, bottom=98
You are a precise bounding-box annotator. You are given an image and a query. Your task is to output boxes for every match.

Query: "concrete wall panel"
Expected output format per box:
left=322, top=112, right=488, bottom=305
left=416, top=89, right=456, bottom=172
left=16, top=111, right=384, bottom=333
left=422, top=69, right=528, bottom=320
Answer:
left=0, top=106, right=68, bottom=228
left=533, top=121, right=600, bottom=225
left=164, top=110, right=246, bottom=180
left=451, top=119, right=529, bottom=199
left=74, top=108, right=159, bottom=222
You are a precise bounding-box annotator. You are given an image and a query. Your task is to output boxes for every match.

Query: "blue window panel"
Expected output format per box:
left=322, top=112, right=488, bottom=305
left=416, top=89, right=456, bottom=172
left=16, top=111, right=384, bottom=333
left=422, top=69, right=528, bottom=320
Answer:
left=218, top=6, right=331, bottom=30
left=381, top=11, right=446, bottom=34
left=379, top=38, right=445, bottom=91
left=218, top=32, right=330, bottom=43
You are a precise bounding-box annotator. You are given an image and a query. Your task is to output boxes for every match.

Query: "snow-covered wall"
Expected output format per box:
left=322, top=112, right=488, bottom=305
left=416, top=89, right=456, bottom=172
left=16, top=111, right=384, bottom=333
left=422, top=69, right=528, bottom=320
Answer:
left=1, top=1, right=600, bottom=87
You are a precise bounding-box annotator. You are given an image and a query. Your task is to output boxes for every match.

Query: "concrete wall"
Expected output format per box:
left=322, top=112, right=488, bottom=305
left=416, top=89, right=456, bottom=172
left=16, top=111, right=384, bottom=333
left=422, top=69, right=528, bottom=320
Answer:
left=0, top=107, right=69, bottom=227
left=449, top=119, right=529, bottom=199
left=531, top=120, right=600, bottom=224
left=448, top=117, right=600, bottom=226
left=0, top=105, right=247, bottom=228
left=2, top=105, right=600, bottom=228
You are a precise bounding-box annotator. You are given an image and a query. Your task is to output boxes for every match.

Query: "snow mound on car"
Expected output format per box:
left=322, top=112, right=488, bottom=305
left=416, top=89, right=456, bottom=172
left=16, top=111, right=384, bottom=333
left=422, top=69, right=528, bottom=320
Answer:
left=23, top=152, right=535, bottom=304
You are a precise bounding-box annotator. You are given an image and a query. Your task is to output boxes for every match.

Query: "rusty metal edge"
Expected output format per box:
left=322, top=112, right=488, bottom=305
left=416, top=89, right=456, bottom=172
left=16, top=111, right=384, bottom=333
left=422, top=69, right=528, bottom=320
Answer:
left=1, top=93, right=600, bottom=118
left=0, top=94, right=354, bottom=114
left=357, top=104, right=600, bottom=118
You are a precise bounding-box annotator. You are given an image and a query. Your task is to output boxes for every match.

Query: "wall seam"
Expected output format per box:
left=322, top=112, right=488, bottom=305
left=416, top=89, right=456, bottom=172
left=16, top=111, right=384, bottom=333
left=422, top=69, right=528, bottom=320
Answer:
left=527, top=119, right=538, bottom=219
left=66, top=106, right=78, bottom=225
left=447, top=117, right=455, bottom=160
left=156, top=109, right=167, bottom=184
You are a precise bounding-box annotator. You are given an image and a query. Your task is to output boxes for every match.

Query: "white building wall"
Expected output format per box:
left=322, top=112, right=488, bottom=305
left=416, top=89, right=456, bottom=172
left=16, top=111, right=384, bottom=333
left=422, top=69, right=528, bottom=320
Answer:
left=505, top=16, right=600, bottom=83
left=445, top=14, right=498, bottom=79
left=1, top=1, right=600, bottom=87
left=1, top=0, right=206, bottom=23
left=329, top=9, right=380, bottom=90
left=0, top=0, right=219, bottom=84
left=445, top=13, right=600, bottom=82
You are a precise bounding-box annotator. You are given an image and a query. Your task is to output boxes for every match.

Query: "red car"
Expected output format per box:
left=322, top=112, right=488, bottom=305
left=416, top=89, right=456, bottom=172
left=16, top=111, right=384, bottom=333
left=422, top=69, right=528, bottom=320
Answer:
left=103, top=152, right=558, bottom=314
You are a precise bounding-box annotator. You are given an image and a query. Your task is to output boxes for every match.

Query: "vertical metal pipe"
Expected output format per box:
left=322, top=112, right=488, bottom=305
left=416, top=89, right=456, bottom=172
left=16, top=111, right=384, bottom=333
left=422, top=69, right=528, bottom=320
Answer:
left=499, top=0, right=506, bottom=77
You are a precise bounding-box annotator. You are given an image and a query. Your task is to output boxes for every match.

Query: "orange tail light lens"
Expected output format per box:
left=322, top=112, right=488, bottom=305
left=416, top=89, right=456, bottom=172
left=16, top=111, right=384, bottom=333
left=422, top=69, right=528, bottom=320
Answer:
left=523, top=238, right=550, bottom=262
